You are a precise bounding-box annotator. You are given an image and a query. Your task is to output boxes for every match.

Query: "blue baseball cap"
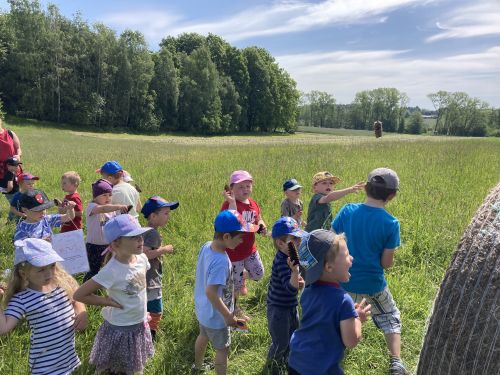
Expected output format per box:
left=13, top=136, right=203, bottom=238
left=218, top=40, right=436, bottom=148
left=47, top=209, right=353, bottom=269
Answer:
left=283, top=178, right=302, bottom=192
left=14, top=238, right=64, bottom=266
left=214, top=210, right=258, bottom=233
left=96, top=160, right=123, bottom=175
left=141, top=196, right=179, bottom=218
left=104, top=214, right=152, bottom=243
left=272, top=217, right=307, bottom=238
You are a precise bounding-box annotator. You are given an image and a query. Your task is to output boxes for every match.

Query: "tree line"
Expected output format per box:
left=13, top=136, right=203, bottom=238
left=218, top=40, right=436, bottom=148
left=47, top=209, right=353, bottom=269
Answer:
left=299, top=88, right=500, bottom=136
left=0, top=0, right=299, bottom=134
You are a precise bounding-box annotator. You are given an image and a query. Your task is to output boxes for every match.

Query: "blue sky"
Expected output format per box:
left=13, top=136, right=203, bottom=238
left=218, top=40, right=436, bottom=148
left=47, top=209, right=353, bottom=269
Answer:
left=1, top=0, right=499, bottom=108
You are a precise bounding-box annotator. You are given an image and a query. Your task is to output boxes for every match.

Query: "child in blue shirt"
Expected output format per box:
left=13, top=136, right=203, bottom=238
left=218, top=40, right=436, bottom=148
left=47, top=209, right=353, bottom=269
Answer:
left=192, top=210, right=257, bottom=375
left=266, top=217, right=307, bottom=373
left=332, top=167, right=409, bottom=375
left=289, top=230, right=371, bottom=375
left=14, top=189, right=75, bottom=242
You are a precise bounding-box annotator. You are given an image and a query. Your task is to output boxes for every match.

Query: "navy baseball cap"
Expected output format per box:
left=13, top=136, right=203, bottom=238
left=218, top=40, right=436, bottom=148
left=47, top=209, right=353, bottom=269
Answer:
left=19, top=189, right=54, bottom=211
left=6, top=157, right=22, bottom=166
left=141, top=196, right=179, bottom=218
left=96, top=160, right=122, bottom=175
left=283, top=178, right=302, bottom=192
left=214, top=210, right=258, bottom=233
left=299, top=230, right=336, bottom=286
left=272, top=217, right=307, bottom=238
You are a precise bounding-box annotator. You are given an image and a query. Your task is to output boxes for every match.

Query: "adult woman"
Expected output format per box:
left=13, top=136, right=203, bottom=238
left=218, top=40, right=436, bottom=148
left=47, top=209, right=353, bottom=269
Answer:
left=0, top=117, right=22, bottom=180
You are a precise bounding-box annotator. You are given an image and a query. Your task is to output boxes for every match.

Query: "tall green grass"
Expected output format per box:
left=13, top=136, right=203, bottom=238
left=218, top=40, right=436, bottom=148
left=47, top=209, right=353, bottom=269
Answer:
left=1, top=122, right=499, bottom=374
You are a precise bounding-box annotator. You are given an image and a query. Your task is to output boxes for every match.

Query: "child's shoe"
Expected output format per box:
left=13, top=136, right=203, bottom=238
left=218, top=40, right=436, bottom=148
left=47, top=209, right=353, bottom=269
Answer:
left=389, top=356, right=410, bottom=375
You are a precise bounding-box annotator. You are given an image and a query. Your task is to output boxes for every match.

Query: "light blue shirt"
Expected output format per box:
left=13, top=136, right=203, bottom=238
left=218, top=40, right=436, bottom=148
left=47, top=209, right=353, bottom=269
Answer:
left=14, top=214, right=62, bottom=242
left=332, top=203, right=400, bottom=294
left=194, top=241, right=233, bottom=329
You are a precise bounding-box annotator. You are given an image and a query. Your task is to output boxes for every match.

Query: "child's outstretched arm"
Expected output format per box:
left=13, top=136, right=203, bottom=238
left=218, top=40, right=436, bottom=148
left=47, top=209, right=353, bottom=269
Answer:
left=0, top=289, right=19, bottom=334
left=73, top=280, right=122, bottom=308
left=89, top=204, right=130, bottom=215
left=144, top=244, right=174, bottom=260
left=205, top=285, right=238, bottom=328
left=318, top=181, right=365, bottom=204
left=340, top=298, right=371, bottom=348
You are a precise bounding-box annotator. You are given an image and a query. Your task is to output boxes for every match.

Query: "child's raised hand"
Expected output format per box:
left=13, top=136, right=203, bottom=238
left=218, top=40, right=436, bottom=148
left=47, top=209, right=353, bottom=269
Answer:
left=104, top=297, right=123, bottom=309
left=292, top=209, right=303, bottom=221
left=298, top=276, right=305, bottom=290
left=287, top=257, right=300, bottom=274
left=350, top=181, right=366, bottom=193
left=354, top=298, right=372, bottom=323
left=73, top=311, right=88, bottom=331
left=222, top=189, right=235, bottom=204
left=119, top=205, right=130, bottom=214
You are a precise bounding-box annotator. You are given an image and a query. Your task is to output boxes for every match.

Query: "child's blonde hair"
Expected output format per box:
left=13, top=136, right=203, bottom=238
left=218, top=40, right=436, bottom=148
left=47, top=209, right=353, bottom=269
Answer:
left=325, top=233, right=347, bottom=263
left=2, top=262, right=79, bottom=308
left=62, top=171, right=81, bottom=187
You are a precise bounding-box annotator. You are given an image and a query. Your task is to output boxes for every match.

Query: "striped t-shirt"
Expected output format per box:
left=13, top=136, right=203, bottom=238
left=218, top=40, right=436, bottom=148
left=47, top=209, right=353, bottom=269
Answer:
left=267, top=250, right=299, bottom=307
left=4, top=287, right=80, bottom=374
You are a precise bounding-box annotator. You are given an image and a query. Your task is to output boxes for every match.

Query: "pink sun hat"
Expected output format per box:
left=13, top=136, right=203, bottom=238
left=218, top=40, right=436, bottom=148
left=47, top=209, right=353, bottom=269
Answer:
left=229, top=170, right=253, bottom=185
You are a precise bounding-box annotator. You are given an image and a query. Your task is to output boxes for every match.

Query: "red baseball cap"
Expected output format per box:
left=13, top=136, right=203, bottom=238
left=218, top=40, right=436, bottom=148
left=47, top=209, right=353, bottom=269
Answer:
left=18, top=173, right=40, bottom=182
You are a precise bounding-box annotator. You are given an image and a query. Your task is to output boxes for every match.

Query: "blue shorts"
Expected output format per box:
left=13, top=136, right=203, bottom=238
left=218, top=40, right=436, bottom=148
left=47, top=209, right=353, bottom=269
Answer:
left=147, top=298, right=163, bottom=314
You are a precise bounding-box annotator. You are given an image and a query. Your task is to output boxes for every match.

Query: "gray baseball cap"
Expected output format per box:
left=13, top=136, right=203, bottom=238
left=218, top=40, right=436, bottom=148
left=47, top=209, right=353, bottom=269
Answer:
left=367, top=168, right=399, bottom=190
left=298, top=229, right=336, bottom=286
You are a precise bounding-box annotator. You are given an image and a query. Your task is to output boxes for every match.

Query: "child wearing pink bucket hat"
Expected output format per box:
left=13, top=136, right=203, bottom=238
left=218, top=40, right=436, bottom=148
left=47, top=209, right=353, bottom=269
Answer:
left=221, top=170, right=267, bottom=318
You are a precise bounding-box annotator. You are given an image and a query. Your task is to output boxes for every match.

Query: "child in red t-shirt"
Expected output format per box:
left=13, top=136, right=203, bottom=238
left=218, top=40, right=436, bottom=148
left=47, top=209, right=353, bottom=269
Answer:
left=221, top=170, right=267, bottom=316
left=58, top=171, right=83, bottom=232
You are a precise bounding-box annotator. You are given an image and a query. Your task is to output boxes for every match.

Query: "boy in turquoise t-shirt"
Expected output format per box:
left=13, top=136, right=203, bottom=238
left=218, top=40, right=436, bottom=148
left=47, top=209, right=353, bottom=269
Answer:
left=332, top=167, right=409, bottom=375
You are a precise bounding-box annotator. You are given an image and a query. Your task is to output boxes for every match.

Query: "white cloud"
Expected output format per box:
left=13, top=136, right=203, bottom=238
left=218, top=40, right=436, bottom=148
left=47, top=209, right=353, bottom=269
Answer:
left=427, top=1, right=500, bottom=42
left=100, top=0, right=434, bottom=43
left=276, top=46, right=500, bottom=107
left=100, top=10, right=182, bottom=43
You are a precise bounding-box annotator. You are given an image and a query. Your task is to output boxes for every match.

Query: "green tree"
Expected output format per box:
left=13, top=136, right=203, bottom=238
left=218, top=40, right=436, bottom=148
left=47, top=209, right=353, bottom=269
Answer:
left=408, top=111, right=424, bottom=134
left=151, top=48, right=179, bottom=130
left=178, top=47, right=222, bottom=134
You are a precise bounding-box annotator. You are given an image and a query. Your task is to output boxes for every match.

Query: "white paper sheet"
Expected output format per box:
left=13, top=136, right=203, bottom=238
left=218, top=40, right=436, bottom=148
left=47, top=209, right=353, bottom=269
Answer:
left=51, top=229, right=89, bottom=275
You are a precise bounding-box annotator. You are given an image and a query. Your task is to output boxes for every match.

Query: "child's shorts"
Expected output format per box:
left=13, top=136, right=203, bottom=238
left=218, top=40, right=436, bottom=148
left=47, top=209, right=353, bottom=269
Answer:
left=232, top=251, right=264, bottom=292
left=147, top=298, right=163, bottom=314
left=348, top=287, right=402, bottom=334
left=199, top=324, right=231, bottom=350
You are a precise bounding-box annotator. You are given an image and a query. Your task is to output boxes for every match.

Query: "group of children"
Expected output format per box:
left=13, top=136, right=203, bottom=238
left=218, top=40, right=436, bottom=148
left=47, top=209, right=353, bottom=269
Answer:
left=0, top=159, right=409, bottom=375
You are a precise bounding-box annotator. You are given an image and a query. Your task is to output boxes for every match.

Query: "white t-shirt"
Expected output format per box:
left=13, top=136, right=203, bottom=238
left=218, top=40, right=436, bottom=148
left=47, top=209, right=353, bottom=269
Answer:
left=93, top=253, right=150, bottom=326
left=85, top=202, right=117, bottom=245
left=112, top=182, right=140, bottom=218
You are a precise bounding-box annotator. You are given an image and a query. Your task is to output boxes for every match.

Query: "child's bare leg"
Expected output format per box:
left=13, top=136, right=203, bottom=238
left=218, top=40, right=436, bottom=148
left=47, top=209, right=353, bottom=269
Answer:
left=194, top=334, right=209, bottom=368
left=385, top=332, right=401, bottom=357
left=214, top=347, right=229, bottom=375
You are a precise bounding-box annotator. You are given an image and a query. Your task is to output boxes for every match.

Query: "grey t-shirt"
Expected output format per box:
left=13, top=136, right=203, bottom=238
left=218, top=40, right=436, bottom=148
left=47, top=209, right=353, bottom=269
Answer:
left=281, top=199, right=304, bottom=226
left=143, top=228, right=163, bottom=301
left=305, top=193, right=331, bottom=232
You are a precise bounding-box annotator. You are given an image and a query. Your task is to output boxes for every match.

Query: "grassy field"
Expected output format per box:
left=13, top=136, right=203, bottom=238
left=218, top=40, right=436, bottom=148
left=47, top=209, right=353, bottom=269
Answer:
left=1, top=121, right=499, bottom=374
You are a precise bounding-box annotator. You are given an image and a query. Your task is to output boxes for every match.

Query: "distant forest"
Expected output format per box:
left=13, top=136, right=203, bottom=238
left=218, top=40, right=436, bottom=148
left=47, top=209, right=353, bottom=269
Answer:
left=0, top=0, right=499, bottom=136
